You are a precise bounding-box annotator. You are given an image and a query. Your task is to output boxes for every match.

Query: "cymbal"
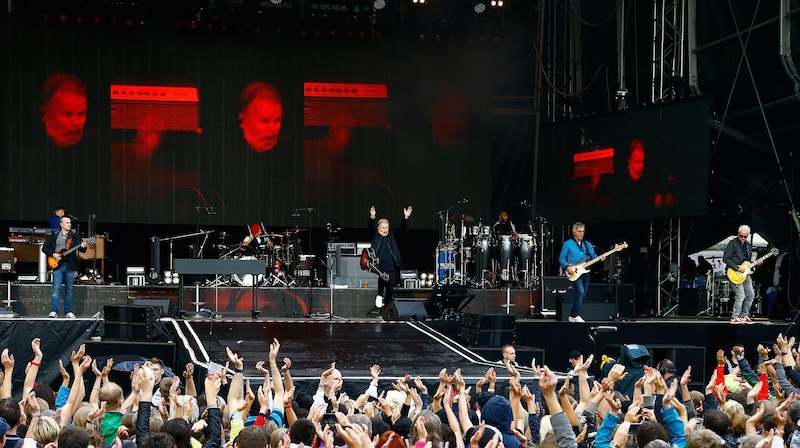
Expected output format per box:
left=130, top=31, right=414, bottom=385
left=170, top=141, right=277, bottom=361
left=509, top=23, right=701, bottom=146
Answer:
left=451, top=214, right=474, bottom=223
left=262, top=233, right=283, bottom=238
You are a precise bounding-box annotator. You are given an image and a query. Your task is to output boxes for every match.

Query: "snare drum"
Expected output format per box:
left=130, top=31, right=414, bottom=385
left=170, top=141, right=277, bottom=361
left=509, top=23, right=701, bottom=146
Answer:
left=232, top=255, right=265, bottom=287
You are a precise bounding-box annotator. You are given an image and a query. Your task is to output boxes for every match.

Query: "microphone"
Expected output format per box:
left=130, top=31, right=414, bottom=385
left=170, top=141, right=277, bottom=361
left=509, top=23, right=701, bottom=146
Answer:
left=589, top=326, right=618, bottom=333
left=67, top=213, right=79, bottom=221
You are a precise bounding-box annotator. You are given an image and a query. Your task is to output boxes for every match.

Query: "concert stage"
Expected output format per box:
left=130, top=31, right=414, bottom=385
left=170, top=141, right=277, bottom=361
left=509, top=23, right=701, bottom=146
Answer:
left=0, top=283, right=543, bottom=320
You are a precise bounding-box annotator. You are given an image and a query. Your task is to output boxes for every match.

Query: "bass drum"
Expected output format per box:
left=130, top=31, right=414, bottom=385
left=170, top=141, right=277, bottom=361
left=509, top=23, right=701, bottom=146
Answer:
left=232, top=255, right=265, bottom=287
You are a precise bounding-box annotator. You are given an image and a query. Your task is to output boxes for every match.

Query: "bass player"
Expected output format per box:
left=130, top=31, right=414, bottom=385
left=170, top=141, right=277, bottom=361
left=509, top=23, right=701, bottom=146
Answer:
left=723, top=224, right=760, bottom=324
left=42, top=215, right=87, bottom=318
left=559, top=221, right=605, bottom=323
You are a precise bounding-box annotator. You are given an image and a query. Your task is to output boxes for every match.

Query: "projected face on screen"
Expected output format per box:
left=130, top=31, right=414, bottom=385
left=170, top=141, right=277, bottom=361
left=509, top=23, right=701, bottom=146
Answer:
left=430, top=91, right=468, bottom=148
left=239, top=81, right=283, bottom=153
left=40, top=73, right=87, bottom=148
left=627, top=140, right=645, bottom=181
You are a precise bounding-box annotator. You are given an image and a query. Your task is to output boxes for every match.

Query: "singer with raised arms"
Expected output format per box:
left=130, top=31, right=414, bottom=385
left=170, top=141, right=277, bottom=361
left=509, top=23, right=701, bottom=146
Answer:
left=558, top=221, right=605, bottom=323
left=368, top=205, right=412, bottom=317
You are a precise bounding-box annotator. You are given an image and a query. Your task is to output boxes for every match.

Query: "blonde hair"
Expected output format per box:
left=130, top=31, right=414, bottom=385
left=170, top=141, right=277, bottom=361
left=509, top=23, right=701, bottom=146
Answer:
left=30, top=415, right=60, bottom=445
left=72, top=404, right=97, bottom=430
left=98, top=382, right=124, bottom=409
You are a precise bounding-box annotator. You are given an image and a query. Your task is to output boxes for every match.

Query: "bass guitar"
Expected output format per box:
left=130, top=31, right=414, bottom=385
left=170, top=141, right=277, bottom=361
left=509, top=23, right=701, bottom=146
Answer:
left=727, top=247, right=779, bottom=285
left=359, top=248, right=390, bottom=281
left=47, top=237, right=95, bottom=270
left=566, top=242, right=628, bottom=282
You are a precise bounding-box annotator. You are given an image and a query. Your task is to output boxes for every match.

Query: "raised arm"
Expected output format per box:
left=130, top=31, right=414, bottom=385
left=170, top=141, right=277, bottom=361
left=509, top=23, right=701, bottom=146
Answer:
left=22, top=338, right=43, bottom=399
left=183, top=363, right=197, bottom=397
left=225, top=346, right=245, bottom=423
left=1, top=348, right=14, bottom=399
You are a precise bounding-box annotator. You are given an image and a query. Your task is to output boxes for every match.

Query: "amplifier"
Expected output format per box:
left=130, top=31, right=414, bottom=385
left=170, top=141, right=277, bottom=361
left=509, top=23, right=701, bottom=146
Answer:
left=327, top=242, right=357, bottom=256
left=304, top=82, right=388, bottom=128
left=110, top=84, right=199, bottom=131
left=0, top=248, right=13, bottom=273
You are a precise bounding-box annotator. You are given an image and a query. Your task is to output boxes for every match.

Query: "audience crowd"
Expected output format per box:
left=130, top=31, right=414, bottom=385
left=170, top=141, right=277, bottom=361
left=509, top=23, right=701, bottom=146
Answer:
left=4, top=332, right=800, bottom=448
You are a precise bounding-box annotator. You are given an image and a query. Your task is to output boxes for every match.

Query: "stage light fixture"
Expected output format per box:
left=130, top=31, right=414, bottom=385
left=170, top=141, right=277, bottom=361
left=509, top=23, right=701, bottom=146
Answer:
left=374, top=0, right=386, bottom=9
left=474, top=2, right=486, bottom=13
left=271, top=0, right=282, bottom=4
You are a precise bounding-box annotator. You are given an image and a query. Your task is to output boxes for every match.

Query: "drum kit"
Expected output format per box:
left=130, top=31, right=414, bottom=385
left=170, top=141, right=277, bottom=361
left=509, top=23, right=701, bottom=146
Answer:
left=436, top=213, right=538, bottom=288
left=211, top=227, right=316, bottom=287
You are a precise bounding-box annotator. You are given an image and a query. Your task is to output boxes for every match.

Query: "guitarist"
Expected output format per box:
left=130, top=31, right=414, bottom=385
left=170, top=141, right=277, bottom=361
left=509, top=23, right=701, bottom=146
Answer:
left=368, top=205, right=412, bottom=314
left=42, top=216, right=87, bottom=318
left=558, top=222, right=605, bottom=323
left=723, top=224, right=760, bottom=324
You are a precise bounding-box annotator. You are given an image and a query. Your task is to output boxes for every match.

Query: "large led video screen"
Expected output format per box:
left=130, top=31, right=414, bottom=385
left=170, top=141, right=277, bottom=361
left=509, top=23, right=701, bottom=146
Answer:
left=537, top=98, right=712, bottom=224
left=0, top=20, right=515, bottom=230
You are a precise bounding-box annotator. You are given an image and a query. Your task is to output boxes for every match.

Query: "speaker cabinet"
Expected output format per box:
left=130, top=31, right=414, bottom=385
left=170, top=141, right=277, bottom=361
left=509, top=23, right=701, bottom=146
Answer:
left=556, top=299, right=616, bottom=322
left=678, top=288, right=708, bottom=316
left=103, top=305, right=157, bottom=341
left=460, top=313, right=515, bottom=347
left=383, top=300, right=427, bottom=321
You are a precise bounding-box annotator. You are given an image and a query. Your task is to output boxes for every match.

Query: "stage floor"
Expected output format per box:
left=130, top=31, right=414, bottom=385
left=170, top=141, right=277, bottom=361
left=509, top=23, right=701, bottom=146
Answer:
left=0, top=314, right=793, bottom=399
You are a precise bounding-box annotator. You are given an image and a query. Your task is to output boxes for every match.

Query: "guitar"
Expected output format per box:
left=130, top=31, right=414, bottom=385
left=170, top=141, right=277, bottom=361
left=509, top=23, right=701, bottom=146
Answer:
left=47, top=237, right=95, bottom=270
left=360, top=248, right=390, bottom=281
left=727, top=247, right=779, bottom=285
left=566, top=242, right=629, bottom=282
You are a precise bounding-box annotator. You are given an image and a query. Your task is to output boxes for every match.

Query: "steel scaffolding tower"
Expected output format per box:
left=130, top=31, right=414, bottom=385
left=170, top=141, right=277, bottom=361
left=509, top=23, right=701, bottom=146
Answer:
left=657, top=218, right=681, bottom=315
left=651, top=0, right=696, bottom=102
left=539, top=0, right=579, bottom=121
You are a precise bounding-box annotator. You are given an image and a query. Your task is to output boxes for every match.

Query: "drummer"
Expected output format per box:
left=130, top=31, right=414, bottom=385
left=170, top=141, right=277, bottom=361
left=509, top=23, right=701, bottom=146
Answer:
left=492, top=210, right=517, bottom=237
left=240, top=223, right=273, bottom=255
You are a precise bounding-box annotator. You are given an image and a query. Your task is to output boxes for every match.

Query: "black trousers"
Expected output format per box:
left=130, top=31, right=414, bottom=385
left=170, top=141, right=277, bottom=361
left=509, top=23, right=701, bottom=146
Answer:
left=377, top=270, right=398, bottom=304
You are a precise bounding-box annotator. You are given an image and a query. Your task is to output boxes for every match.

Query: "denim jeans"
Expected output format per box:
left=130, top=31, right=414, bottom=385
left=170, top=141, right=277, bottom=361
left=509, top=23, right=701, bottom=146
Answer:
left=570, top=275, right=590, bottom=317
left=731, top=275, right=755, bottom=318
left=51, top=265, right=74, bottom=314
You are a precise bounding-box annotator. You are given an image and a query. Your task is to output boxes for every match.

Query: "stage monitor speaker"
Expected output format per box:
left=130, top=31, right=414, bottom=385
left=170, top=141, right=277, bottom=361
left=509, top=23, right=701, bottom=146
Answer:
left=384, top=300, right=427, bottom=321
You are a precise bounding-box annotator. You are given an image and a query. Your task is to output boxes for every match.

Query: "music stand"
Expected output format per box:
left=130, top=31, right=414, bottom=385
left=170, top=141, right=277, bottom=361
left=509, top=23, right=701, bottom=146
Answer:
left=424, top=284, right=474, bottom=320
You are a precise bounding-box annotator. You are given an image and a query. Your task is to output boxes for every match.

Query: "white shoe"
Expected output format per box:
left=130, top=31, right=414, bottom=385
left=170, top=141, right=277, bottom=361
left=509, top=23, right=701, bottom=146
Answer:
left=568, top=315, right=585, bottom=323
left=375, top=295, right=384, bottom=308
left=65, top=312, right=76, bottom=318
left=48, top=312, right=58, bottom=318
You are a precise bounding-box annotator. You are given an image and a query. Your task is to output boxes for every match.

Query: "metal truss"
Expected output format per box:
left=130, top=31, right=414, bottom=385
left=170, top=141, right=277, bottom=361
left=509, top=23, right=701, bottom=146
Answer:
left=657, top=218, right=681, bottom=316
left=651, top=0, right=696, bottom=102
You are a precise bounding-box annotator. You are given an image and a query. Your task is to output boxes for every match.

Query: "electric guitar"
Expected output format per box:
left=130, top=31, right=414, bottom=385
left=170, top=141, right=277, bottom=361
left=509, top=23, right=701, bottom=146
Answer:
left=727, top=247, right=779, bottom=285
left=360, top=248, right=390, bottom=281
left=566, top=242, right=628, bottom=282
left=47, top=237, right=95, bottom=270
